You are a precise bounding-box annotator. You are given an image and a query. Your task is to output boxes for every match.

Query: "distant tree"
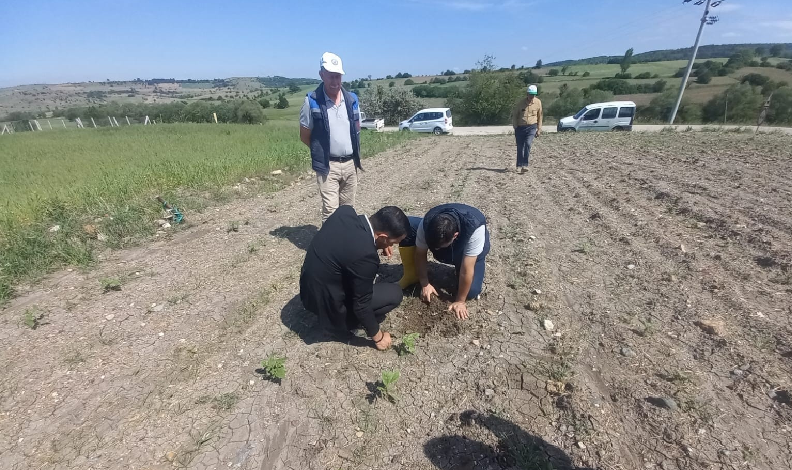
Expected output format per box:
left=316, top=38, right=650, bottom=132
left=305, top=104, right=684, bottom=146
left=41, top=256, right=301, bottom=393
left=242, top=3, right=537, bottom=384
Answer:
left=548, top=69, right=560, bottom=77
left=404, top=79, right=415, bottom=85
left=359, top=85, right=425, bottom=125
left=652, top=79, right=668, bottom=93
left=389, top=81, right=395, bottom=88
left=236, top=101, right=266, bottom=124
left=386, top=75, right=393, bottom=80
left=620, top=47, right=634, bottom=75
left=582, top=71, right=590, bottom=77
left=770, top=44, right=784, bottom=57
left=703, top=84, right=763, bottom=123
left=395, top=73, right=404, bottom=79
left=510, top=64, right=516, bottom=70
left=741, top=73, right=771, bottom=87
left=275, top=93, right=289, bottom=109
left=760, top=57, right=772, bottom=67
left=445, top=55, right=525, bottom=126
left=463, top=69, right=471, bottom=74
left=755, top=46, right=766, bottom=57
left=288, top=83, right=301, bottom=94
left=534, top=60, right=543, bottom=69
left=768, top=86, right=792, bottom=124
left=635, top=72, right=652, bottom=79
left=696, top=71, right=713, bottom=84
left=258, top=97, right=271, bottom=108
left=561, top=66, right=569, bottom=75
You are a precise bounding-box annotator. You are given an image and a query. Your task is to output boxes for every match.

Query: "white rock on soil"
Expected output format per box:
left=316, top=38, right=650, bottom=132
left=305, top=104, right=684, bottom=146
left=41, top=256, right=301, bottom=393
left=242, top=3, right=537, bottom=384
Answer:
left=484, top=389, right=495, bottom=397
left=97, top=233, right=108, bottom=242
left=48, top=225, right=61, bottom=232
left=471, top=339, right=481, bottom=347
left=355, top=431, right=364, bottom=438
left=627, top=264, right=636, bottom=270
left=543, top=319, right=555, bottom=331
left=151, top=304, right=164, bottom=312
left=162, top=222, right=171, bottom=229
left=105, top=314, right=114, bottom=321
left=271, top=170, right=283, bottom=175
left=533, top=289, right=542, bottom=295
left=577, top=442, right=587, bottom=450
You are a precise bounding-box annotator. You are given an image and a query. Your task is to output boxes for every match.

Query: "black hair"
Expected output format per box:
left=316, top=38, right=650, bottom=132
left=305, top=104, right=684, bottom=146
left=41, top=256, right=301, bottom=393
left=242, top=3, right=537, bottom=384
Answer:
left=370, top=206, right=411, bottom=239
left=425, top=213, right=458, bottom=250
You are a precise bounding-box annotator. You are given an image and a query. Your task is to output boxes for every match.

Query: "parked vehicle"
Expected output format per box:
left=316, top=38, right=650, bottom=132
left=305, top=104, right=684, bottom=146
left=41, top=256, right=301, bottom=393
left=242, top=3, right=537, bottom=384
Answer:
left=557, top=101, right=636, bottom=132
left=399, top=108, right=453, bottom=135
left=360, top=112, right=384, bottom=131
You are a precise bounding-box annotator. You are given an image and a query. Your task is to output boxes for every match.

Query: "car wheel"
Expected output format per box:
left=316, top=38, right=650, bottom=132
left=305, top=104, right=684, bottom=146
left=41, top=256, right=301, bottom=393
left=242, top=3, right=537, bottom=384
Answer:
left=560, top=127, right=575, bottom=132
left=432, top=127, right=442, bottom=136
left=612, top=126, right=624, bottom=132
left=401, top=127, right=410, bottom=132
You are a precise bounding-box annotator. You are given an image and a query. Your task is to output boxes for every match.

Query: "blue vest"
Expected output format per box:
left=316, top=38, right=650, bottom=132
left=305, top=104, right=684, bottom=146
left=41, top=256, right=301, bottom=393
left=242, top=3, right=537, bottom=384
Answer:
left=307, top=85, right=361, bottom=176
left=423, top=203, right=489, bottom=267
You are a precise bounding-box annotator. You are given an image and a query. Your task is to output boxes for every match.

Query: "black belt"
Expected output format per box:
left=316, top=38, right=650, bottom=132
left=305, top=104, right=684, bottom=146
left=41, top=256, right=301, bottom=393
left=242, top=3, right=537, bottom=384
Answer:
left=328, top=156, right=353, bottom=163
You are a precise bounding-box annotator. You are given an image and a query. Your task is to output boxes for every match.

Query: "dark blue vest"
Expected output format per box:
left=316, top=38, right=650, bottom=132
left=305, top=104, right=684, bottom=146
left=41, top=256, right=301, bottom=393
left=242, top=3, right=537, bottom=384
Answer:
left=307, top=85, right=361, bottom=176
left=423, top=203, right=489, bottom=267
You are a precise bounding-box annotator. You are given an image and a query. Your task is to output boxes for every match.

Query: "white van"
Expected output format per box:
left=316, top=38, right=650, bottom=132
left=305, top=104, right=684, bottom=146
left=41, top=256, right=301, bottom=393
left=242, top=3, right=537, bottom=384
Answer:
left=557, top=101, right=636, bottom=132
left=399, top=108, right=453, bottom=135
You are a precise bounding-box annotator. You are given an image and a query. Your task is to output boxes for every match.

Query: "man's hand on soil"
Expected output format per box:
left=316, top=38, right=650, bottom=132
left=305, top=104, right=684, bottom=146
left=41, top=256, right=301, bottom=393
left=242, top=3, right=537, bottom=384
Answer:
left=381, top=246, right=393, bottom=258
left=374, top=331, right=392, bottom=350
left=449, top=301, right=469, bottom=320
left=535, top=130, right=541, bottom=138
left=421, top=284, right=438, bottom=303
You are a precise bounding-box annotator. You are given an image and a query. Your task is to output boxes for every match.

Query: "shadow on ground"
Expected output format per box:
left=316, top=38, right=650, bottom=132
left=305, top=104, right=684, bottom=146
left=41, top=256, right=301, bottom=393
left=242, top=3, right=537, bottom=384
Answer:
left=279, top=294, right=370, bottom=347
left=425, top=410, right=595, bottom=470
left=466, top=166, right=507, bottom=173
left=270, top=225, right=318, bottom=251
left=377, top=261, right=458, bottom=301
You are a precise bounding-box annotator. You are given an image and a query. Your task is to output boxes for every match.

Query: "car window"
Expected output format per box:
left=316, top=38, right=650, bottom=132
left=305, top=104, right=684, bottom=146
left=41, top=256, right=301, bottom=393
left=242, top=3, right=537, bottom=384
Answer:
left=574, top=107, right=588, bottom=119
left=582, top=109, right=601, bottom=121
left=433, top=112, right=444, bottom=120
left=413, top=113, right=424, bottom=122
left=601, top=107, right=618, bottom=119
left=446, top=110, right=452, bottom=118
left=618, top=107, right=635, bottom=117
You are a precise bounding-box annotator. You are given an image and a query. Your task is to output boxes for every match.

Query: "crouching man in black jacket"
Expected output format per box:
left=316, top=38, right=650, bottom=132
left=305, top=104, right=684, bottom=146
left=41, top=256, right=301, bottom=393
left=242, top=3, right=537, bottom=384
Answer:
left=299, top=205, right=411, bottom=350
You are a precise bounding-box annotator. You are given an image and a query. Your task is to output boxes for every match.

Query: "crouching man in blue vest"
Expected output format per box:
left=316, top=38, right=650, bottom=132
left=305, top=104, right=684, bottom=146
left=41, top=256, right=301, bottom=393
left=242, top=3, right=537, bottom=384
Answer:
left=299, top=52, right=362, bottom=223
left=398, top=204, right=490, bottom=320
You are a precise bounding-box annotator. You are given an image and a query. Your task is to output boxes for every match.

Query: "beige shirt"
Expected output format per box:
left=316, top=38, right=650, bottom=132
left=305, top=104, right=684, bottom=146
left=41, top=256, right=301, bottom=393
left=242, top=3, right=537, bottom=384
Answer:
left=511, top=96, right=543, bottom=128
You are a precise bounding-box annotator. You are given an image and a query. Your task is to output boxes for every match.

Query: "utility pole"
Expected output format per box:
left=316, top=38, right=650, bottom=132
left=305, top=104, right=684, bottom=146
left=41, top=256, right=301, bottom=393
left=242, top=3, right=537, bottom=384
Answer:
left=669, top=0, right=722, bottom=124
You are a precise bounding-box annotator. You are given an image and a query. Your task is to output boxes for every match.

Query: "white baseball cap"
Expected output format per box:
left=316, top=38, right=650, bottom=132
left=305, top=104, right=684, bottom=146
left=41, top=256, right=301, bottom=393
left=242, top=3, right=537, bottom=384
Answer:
left=320, top=52, right=345, bottom=75
left=527, top=85, right=538, bottom=95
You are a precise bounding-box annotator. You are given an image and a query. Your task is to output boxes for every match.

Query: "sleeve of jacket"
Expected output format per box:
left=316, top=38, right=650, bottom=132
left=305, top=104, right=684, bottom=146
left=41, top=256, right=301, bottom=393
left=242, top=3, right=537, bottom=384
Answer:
left=345, top=253, right=380, bottom=337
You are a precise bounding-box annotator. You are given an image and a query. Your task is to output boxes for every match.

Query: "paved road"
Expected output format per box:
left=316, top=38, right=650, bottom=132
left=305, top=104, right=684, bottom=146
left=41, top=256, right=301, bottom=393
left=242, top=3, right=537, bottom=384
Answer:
left=382, top=125, right=792, bottom=136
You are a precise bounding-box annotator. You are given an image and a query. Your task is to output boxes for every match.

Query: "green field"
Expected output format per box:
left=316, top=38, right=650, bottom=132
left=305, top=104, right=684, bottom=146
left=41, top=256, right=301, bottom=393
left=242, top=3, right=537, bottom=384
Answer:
left=0, top=122, right=419, bottom=302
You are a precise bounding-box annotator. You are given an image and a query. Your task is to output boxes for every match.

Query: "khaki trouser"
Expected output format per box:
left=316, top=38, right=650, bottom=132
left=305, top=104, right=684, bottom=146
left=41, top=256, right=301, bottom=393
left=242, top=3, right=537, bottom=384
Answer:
left=316, top=159, right=358, bottom=222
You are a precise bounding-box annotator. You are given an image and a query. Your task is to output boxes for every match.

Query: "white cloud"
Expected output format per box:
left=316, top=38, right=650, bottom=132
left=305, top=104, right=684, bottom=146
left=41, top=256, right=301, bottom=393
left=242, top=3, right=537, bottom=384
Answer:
left=714, top=3, right=742, bottom=13
left=721, top=32, right=741, bottom=38
left=759, top=20, right=792, bottom=35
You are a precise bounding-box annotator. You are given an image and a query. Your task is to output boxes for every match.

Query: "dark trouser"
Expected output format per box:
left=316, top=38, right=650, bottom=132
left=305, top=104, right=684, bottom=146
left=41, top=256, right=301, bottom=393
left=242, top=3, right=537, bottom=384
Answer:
left=345, top=282, right=403, bottom=330
left=515, top=124, right=537, bottom=168
left=431, top=245, right=487, bottom=300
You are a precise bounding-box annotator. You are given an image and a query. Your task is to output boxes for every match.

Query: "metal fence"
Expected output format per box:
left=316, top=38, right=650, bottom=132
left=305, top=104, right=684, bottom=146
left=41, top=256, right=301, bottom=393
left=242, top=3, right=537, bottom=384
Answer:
left=1, top=115, right=159, bottom=135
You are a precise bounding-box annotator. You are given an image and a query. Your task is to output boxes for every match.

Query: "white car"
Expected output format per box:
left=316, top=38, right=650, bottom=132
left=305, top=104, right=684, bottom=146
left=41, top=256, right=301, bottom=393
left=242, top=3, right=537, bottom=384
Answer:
left=360, top=112, right=384, bottom=131
left=557, top=101, right=636, bottom=132
left=399, top=108, right=453, bottom=135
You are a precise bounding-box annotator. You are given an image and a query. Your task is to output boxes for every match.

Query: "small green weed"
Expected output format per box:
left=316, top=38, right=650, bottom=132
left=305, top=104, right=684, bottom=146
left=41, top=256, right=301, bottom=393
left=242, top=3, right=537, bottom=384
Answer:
left=23, top=308, right=44, bottom=329
left=260, top=354, right=286, bottom=381
left=227, top=221, right=240, bottom=233
left=100, top=277, right=122, bottom=292
left=397, top=333, right=420, bottom=356
left=377, top=370, right=400, bottom=403
left=573, top=239, right=593, bottom=254
left=636, top=318, right=656, bottom=337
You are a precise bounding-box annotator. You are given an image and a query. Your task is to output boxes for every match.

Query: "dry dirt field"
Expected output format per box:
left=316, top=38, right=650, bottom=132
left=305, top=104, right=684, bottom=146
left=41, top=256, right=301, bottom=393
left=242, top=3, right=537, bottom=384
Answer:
left=1, top=131, right=791, bottom=470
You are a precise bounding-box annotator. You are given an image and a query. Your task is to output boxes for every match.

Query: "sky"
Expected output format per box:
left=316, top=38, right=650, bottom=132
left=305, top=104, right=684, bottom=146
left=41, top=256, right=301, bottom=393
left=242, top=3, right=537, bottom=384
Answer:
left=1, top=0, right=791, bottom=88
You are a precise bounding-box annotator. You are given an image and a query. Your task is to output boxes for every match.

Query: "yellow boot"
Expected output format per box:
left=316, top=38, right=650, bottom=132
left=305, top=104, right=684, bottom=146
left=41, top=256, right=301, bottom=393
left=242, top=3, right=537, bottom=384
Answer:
left=398, top=246, right=419, bottom=289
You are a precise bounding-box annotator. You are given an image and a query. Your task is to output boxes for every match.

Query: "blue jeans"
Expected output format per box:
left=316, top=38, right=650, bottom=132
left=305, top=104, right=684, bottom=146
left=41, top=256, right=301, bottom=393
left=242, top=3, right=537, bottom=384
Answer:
left=515, top=124, right=537, bottom=167
left=401, top=216, right=488, bottom=300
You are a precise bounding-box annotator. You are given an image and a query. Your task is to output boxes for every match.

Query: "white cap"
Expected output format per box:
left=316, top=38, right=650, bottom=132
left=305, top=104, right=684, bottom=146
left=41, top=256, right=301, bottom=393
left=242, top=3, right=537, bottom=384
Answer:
left=320, top=52, right=345, bottom=75
left=527, top=85, right=538, bottom=95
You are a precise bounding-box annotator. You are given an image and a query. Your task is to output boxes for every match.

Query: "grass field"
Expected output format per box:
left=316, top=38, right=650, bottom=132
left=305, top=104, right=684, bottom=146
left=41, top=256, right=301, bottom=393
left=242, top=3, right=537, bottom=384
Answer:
left=0, top=122, right=419, bottom=302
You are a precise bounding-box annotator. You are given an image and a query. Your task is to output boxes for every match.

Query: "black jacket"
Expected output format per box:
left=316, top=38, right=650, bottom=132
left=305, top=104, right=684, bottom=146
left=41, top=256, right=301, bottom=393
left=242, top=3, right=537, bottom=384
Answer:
left=299, top=205, right=380, bottom=336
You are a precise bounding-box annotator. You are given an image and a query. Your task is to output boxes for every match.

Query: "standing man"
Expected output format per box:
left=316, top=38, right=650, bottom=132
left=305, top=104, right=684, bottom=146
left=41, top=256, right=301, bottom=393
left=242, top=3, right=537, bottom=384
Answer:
left=398, top=204, right=490, bottom=320
left=510, top=84, right=542, bottom=174
left=299, top=205, right=412, bottom=350
left=299, top=52, right=362, bottom=222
